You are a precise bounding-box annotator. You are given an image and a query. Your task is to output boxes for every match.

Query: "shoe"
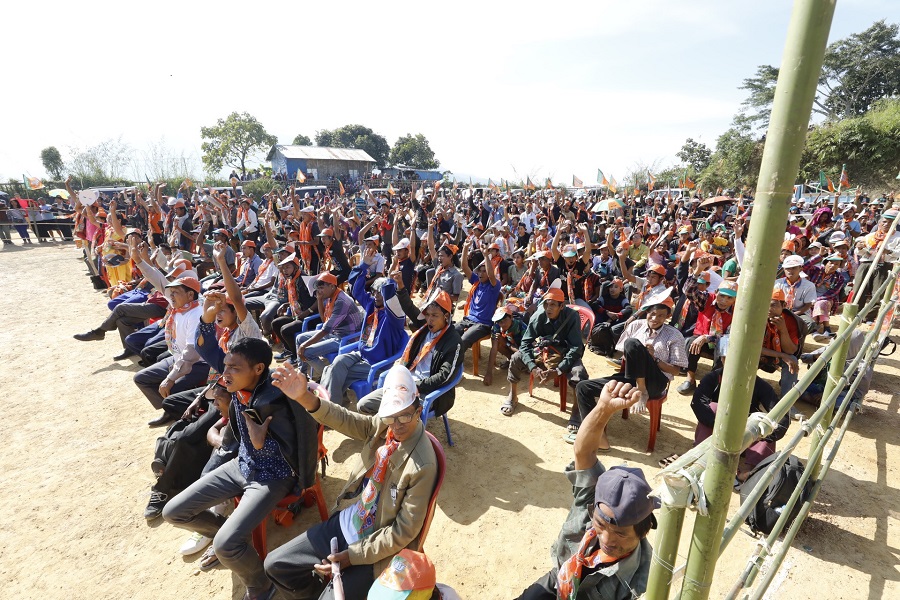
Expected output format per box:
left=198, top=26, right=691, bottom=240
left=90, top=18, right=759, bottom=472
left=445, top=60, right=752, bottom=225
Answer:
left=563, top=431, right=578, bottom=444
left=74, top=329, right=105, bottom=341
left=677, top=381, right=696, bottom=395
left=790, top=406, right=805, bottom=421
left=812, top=332, right=831, bottom=343
left=147, top=412, right=176, bottom=428
left=151, top=458, right=166, bottom=478
left=800, top=353, right=816, bottom=365
left=605, top=357, right=623, bottom=369
left=144, top=490, right=168, bottom=520
left=113, top=350, right=135, bottom=360
left=275, top=350, right=293, bottom=360
left=180, top=532, right=212, bottom=556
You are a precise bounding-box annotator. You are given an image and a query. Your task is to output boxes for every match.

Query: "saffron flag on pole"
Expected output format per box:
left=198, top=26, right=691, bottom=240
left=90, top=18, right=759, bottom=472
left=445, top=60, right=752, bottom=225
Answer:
left=296, top=170, right=306, bottom=183
left=839, top=164, right=850, bottom=189
left=546, top=178, right=554, bottom=190
left=525, top=176, right=536, bottom=191
left=338, top=180, right=345, bottom=196
left=488, top=178, right=498, bottom=192
left=572, top=175, right=583, bottom=188
left=26, top=176, right=44, bottom=190
left=608, top=176, right=617, bottom=194
left=826, top=176, right=835, bottom=192
left=597, top=169, right=609, bottom=186
left=387, top=182, right=396, bottom=197
left=647, top=171, right=656, bottom=191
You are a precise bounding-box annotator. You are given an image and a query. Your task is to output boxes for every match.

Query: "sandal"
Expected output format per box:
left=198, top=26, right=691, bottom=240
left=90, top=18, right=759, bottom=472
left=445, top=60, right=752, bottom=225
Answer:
left=564, top=431, right=578, bottom=444
left=657, top=453, right=680, bottom=468
left=567, top=424, right=579, bottom=434
left=500, top=398, right=518, bottom=416
left=198, top=545, right=220, bottom=571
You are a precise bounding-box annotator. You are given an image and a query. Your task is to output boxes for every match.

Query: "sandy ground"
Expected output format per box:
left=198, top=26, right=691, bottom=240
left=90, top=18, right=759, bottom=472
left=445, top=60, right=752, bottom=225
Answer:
left=1, top=239, right=898, bottom=600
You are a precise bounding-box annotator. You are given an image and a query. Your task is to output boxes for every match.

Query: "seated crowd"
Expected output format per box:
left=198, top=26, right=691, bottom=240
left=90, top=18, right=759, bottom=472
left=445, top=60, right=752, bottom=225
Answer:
left=68, top=177, right=897, bottom=599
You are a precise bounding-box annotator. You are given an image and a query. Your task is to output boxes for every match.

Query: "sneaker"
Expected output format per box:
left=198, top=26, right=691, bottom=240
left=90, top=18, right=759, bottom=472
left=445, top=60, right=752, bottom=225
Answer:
left=790, top=406, right=806, bottom=421
left=151, top=458, right=166, bottom=478
left=179, top=532, right=212, bottom=556
left=677, top=380, right=696, bottom=395
left=144, top=490, right=168, bottom=521
left=563, top=431, right=578, bottom=445
left=812, top=332, right=832, bottom=343
left=275, top=350, right=294, bottom=361
left=74, top=329, right=105, bottom=341
left=800, top=353, right=816, bottom=365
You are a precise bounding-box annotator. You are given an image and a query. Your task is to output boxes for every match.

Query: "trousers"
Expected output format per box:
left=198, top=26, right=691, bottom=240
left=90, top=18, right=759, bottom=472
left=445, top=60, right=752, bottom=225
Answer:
left=319, top=351, right=372, bottom=406
left=264, top=512, right=375, bottom=600
left=162, top=458, right=295, bottom=596
left=507, top=350, right=589, bottom=426
left=99, top=301, right=166, bottom=346
left=133, top=356, right=210, bottom=410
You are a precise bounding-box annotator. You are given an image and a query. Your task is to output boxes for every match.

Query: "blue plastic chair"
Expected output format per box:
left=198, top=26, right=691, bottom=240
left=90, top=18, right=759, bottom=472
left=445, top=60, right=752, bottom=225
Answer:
left=356, top=351, right=404, bottom=402
left=323, top=331, right=362, bottom=364
left=420, top=365, right=463, bottom=447
left=301, top=315, right=322, bottom=332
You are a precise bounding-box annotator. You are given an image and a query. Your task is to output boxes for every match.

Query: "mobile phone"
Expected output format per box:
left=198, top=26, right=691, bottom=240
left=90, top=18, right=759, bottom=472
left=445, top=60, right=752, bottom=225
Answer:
left=243, top=408, right=262, bottom=424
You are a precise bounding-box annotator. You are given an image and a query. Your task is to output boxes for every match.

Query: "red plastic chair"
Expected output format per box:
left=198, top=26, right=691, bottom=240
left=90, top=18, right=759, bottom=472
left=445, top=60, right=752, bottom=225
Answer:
left=242, top=425, right=331, bottom=560
left=621, top=391, right=668, bottom=452
left=470, top=334, right=492, bottom=377
left=568, top=304, right=596, bottom=341
left=417, top=432, right=446, bottom=552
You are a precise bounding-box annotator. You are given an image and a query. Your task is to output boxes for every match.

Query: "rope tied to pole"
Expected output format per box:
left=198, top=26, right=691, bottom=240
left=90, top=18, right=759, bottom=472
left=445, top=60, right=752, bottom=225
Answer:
left=675, top=468, right=709, bottom=516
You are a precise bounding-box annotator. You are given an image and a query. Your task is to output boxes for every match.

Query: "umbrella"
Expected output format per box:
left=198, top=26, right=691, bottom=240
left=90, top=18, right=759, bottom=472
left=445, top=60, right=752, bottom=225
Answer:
left=698, top=195, right=733, bottom=209
left=0, top=190, right=8, bottom=199
left=48, top=188, right=70, bottom=199
left=592, top=198, right=625, bottom=212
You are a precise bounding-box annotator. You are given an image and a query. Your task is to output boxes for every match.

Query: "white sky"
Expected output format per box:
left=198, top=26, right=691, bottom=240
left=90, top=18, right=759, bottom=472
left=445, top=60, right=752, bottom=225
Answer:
left=1, top=0, right=893, bottom=185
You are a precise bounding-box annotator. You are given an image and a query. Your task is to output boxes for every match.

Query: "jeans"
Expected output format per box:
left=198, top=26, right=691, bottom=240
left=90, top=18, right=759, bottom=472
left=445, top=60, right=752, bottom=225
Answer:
left=294, top=331, right=341, bottom=377
left=99, top=301, right=166, bottom=346
left=162, top=459, right=295, bottom=596
left=124, top=323, right=164, bottom=357
left=133, top=356, right=211, bottom=410
left=106, top=288, right=149, bottom=311
left=264, top=512, right=375, bottom=600
left=246, top=297, right=281, bottom=336
left=320, top=351, right=372, bottom=406
left=455, top=318, right=493, bottom=355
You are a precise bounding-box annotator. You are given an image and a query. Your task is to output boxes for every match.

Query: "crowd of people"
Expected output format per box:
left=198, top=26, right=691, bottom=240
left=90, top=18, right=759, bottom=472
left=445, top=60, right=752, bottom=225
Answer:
left=54, top=173, right=899, bottom=599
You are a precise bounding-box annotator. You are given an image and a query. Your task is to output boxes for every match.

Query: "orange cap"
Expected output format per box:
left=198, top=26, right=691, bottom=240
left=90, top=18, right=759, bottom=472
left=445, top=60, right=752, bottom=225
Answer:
left=772, top=288, right=786, bottom=302
left=781, top=240, right=795, bottom=252
left=166, top=276, right=201, bottom=294
left=647, top=264, right=667, bottom=277
left=647, top=297, right=675, bottom=311
left=543, top=288, right=565, bottom=303
left=317, top=272, right=338, bottom=286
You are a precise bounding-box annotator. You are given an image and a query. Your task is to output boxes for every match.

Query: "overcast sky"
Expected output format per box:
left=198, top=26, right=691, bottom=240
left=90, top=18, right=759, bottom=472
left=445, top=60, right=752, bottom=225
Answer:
left=2, top=0, right=892, bottom=185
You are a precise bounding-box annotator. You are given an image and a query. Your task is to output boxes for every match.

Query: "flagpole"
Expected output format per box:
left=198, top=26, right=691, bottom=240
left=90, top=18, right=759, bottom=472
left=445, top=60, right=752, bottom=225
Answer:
left=832, top=162, right=846, bottom=213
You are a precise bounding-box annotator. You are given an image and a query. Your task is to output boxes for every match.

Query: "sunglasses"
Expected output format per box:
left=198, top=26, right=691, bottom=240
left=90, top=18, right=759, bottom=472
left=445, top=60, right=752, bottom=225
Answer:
left=380, top=410, right=418, bottom=425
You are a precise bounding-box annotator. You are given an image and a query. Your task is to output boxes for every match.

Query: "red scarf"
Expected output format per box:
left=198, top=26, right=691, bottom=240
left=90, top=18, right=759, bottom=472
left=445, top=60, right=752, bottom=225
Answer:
left=164, top=300, right=200, bottom=350
left=763, top=320, right=782, bottom=353
left=556, top=528, right=629, bottom=600
left=401, top=325, right=449, bottom=371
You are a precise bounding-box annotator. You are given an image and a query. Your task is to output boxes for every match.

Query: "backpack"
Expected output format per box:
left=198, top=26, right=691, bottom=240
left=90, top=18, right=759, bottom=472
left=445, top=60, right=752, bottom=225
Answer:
left=738, top=452, right=812, bottom=536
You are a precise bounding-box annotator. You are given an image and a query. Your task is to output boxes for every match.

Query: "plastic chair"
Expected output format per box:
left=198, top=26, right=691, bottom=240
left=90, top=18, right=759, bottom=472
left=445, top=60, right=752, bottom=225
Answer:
left=242, top=425, right=330, bottom=560
left=568, top=304, right=596, bottom=341
left=300, top=314, right=322, bottom=332
left=351, top=350, right=404, bottom=403
left=420, top=365, right=463, bottom=446
left=470, top=334, right=492, bottom=377
left=417, top=432, right=446, bottom=552
left=621, top=391, right=668, bottom=453
left=529, top=370, right=569, bottom=412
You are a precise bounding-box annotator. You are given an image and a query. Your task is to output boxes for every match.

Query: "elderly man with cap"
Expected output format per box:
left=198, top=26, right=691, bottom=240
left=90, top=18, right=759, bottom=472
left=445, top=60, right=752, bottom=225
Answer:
left=775, top=254, right=817, bottom=334
left=524, top=250, right=561, bottom=313
left=128, top=240, right=209, bottom=426
left=235, top=239, right=262, bottom=286
left=504, top=288, right=589, bottom=425
left=574, top=292, right=687, bottom=447
left=319, top=252, right=408, bottom=406
left=516, top=380, right=657, bottom=600
left=677, top=273, right=738, bottom=395
left=293, top=271, right=364, bottom=377
left=266, top=363, right=439, bottom=600
left=803, top=252, right=850, bottom=341
left=359, top=291, right=462, bottom=417
left=243, top=242, right=279, bottom=297
left=625, top=229, right=649, bottom=271
left=168, top=198, right=194, bottom=251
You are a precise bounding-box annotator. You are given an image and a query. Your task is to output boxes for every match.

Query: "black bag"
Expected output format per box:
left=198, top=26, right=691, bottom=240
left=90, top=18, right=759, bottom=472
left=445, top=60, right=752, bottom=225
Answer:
left=738, top=452, right=812, bottom=536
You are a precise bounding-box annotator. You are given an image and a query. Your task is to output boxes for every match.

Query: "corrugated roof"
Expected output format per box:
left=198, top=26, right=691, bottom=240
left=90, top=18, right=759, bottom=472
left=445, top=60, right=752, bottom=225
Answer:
left=267, top=145, right=376, bottom=162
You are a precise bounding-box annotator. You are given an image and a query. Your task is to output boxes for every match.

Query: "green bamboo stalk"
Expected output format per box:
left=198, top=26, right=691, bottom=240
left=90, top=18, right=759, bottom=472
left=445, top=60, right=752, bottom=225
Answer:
left=678, top=2, right=836, bottom=598
left=645, top=473, right=695, bottom=600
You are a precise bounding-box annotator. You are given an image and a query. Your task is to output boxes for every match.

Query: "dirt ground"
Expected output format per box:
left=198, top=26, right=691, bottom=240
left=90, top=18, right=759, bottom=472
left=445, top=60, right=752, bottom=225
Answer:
left=1, top=239, right=898, bottom=600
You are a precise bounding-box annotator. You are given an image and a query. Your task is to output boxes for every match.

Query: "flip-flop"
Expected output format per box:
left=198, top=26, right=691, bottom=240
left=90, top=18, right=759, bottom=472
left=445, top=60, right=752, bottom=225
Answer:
left=596, top=445, right=611, bottom=453
left=500, top=398, right=517, bottom=416
left=564, top=431, right=578, bottom=444
left=198, top=545, right=220, bottom=571
left=657, top=453, right=680, bottom=468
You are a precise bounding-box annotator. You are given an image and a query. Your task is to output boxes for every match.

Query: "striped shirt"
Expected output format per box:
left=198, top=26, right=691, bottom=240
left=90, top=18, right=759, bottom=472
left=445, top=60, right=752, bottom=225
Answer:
left=321, top=290, right=364, bottom=338
left=616, top=321, right=689, bottom=380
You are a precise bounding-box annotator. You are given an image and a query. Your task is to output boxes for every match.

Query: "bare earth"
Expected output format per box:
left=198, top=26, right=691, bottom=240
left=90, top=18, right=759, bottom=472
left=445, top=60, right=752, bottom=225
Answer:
left=1, top=241, right=897, bottom=600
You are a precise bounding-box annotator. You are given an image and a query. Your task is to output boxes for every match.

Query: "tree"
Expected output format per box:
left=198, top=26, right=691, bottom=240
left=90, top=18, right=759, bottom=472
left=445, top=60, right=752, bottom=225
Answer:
left=292, top=134, right=312, bottom=146
left=676, top=138, right=712, bottom=173
left=698, top=119, right=763, bottom=192
left=739, top=20, right=900, bottom=128
left=67, top=137, right=134, bottom=185
left=389, top=133, right=440, bottom=169
left=200, top=112, right=277, bottom=177
left=314, top=124, right=390, bottom=167
left=40, top=146, right=64, bottom=179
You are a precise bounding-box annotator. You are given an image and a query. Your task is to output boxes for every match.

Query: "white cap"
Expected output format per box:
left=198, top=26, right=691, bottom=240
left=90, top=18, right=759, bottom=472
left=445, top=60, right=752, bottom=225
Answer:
left=650, top=223, right=661, bottom=235
left=783, top=255, right=804, bottom=268
left=828, top=231, right=846, bottom=244
left=299, top=206, right=316, bottom=213
left=376, top=364, right=418, bottom=418
left=393, top=238, right=411, bottom=251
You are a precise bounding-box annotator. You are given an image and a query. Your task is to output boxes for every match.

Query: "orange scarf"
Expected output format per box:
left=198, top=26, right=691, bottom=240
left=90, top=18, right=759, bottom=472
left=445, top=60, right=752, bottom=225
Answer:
left=464, top=280, right=480, bottom=316
left=320, top=241, right=334, bottom=273
left=286, top=272, right=303, bottom=315
left=401, top=325, right=449, bottom=371
left=422, top=264, right=446, bottom=302
left=298, top=218, right=315, bottom=270
left=251, top=258, right=272, bottom=286
left=321, top=288, right=341, bottom=322
left=363, top=310, right=380, bottom=347
left=557, top=528, right=629, bottom=600
left=164, top=300, right=200, bottom=350
left=351, top=430, right=399, bottom=538
left=763, top=320, right=782, bottom=353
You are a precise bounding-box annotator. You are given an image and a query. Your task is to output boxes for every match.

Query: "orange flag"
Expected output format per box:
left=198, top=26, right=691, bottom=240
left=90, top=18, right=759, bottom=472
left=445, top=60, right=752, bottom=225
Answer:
left=338, top=180, right=345, bottom=196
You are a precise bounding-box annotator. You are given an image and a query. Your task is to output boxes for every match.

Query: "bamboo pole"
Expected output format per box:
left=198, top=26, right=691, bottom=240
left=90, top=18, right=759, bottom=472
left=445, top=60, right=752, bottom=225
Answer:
left=645, top=474, right=692, bottom=600
left=677, top=3, right=836, bottom=598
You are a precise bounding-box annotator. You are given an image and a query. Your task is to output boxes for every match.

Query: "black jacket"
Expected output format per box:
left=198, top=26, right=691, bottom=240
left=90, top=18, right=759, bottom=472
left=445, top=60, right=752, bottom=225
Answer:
left=228, top=372, right=319, bottom=492
left=402, top=325, right=462, bottom=416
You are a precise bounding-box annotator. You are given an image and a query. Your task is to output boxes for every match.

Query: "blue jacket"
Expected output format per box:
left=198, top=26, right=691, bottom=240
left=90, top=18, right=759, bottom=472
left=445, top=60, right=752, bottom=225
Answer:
left=351, top=264, right=409, bottom=365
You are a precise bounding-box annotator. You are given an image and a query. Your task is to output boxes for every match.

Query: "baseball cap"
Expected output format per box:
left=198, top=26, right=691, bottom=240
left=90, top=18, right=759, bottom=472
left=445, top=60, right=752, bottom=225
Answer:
left=368, top=549, right=437, bottom=599
left=316, top=272, right=338, bottom=286
left=772, top=288, right=786, bottom=302
left=561, top=246, right=577, bottom=258
left=825, top=253, right=845, bottom=262
left=213, top=228, right=230, bottom=238
left=543, top=288, right=565, bottom=303
left=376, top=365, right=420, bottom=419
left=492, top=306, right=517, bottom=322
left=278, top=252, right=300, bottom=267
left=125, top=227, right=142, bottom=237
left=593, top=466, right=659, bottom=528
left=782, top=255, right=804, bottom=268
left=717, top=282, right=738, bottom=297
left=165, top=276, right=201, bottom=294
left=646, top=264, right=667, bottom=277
left=299, top=205, right=316, bottom=213
left=828, top=231, right=846, bottom=244
left=808, top=241, right=823, bottom=249
left=393, top=238, right=411, bottom=251
left=418, top=291, right=453, bottom=319
left=318, top=228, right=335, bottom=237
left=241, top=240, right=256, bottom=248
left=781, top=240, right=795, bottom=252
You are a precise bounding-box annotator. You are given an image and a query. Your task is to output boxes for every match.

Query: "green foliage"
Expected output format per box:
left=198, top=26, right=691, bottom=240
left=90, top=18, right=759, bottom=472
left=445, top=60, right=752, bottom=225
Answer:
left=738, top=20, right=900, bottom=128
left=241, top=177, right=284, bottom=199
left=314, top=124, right=390, bottom=167
left=676, top=138, right=712, bottom=173
left=698, top=119, right=763, bottom=191
left=292, top=134, right=312, bottom=146
left=40, top=146, right=64, bottom=179
left=201, top=112, right=277, bottom=177
left=389, top=133, right=440, bottom=169
left=66, top=137, right=133, bottom=184
left=800, top=98, right=900, bottom=189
